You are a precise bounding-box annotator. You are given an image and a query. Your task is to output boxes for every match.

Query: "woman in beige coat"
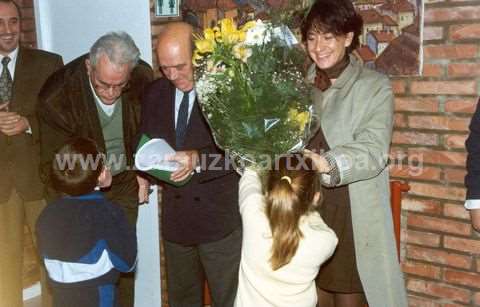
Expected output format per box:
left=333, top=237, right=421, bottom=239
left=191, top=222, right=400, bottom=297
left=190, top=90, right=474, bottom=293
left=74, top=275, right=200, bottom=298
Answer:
left=302, top=0, right=407, bottom=306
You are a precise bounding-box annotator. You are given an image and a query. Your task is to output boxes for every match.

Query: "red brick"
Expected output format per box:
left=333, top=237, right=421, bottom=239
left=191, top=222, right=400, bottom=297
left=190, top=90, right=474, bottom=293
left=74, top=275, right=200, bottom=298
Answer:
left=424, top=44, right=478, bottom=60
left=392, top=131, right=439, bottom=146
left=391, top=80, right=406, bottom=94
left=390, top=165, right=441, bottom=181
left=474, top=292, right=480, bottom=306
left=450, top=24, right=480, bottom=41
left=20, top=32, right=36, bottom=44
left=423, top=26, right=444, bottom=41
left=19, top=0, right=34, bottom=6
left=444, top=236, right=480, bottom=254
left=442, top=304, right=467, bottom=307
left=422, top=63, right=444, bottom=77
left=407, top=295, right=441, bottom=307
left=444, top=134, right=468, bottom=149
left=404, top=229, right=441, bottom=247
left=408, top=182, right=466, bottom=201
left=448, top=63, right=480, bottom=77
left=411, top=81, right=476, bottom=95
left=445, top=99, right=478, bottom=114
left=402, top=261, right=441, bottom=279
left=402, top=197, right=442, bottom=215
left=425, top=6, right=480, bottom=23
left=408, top=115, right=470, bottom=131
left=444, top=203, right=470, bottom=220
left=407, top=213, right=471, bottom=236
left=443, top=168, right=467, bottom=184
left=20, top=19, right=35, bottom=32
left=394, top=113, right=407, bottom=128
left=406, top=245, right=472, bottom=269
left=406, top=279, right=471, bottom=303
left=407, top=148, right=466, bottom=167
left=444, top=269, right=480, bottom=288
left=395, top=97, right=439, bottom=113
left=20, top=8, right=34, bottom=18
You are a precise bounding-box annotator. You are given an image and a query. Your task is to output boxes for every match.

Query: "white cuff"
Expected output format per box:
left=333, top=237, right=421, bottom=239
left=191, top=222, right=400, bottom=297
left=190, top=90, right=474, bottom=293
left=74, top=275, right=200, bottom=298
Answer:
left=25, top=127, right=32, bottom=134
left=465, top=199, right=480, bottom=210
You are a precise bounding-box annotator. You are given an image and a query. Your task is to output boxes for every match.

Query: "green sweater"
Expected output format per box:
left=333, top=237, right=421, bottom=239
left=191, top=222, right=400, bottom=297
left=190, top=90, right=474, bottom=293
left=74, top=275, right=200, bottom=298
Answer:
left=96, top=101, right=127, bottom=176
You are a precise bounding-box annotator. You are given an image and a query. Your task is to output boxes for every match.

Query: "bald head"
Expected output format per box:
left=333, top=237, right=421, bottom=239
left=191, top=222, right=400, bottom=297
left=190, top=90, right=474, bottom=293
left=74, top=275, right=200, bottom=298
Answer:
left=156, top=22, right=195, bottom=92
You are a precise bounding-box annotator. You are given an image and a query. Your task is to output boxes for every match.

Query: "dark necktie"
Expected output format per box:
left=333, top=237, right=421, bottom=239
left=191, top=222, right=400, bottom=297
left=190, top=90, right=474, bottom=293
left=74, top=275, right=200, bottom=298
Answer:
left=0, top=57, right=12, bottom=103
left=176, top=91, right=190, bottom=147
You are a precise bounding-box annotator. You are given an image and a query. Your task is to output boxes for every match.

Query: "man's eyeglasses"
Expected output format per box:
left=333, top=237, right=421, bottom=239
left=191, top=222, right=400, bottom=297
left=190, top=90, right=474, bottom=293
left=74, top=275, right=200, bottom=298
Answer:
left=90, top=71, right=130, bottom=93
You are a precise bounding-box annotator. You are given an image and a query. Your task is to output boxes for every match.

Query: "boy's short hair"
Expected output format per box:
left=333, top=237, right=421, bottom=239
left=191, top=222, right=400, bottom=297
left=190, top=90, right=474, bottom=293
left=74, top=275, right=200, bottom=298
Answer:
left=50, top=137, right=104, bottom=196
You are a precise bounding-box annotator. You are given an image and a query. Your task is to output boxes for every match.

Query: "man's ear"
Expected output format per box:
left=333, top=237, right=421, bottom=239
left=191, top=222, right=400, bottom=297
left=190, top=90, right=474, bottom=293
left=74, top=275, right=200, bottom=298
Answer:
left=345, top=32, right=354, bottom=48
left=85, top=59, right=92, bottom=75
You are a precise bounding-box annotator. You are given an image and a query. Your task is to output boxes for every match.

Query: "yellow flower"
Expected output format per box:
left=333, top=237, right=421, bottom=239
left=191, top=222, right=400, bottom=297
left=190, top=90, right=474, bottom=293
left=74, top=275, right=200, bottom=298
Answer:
left=216, top=18, right=245, bottom=44
left=220, top=18, right=237, bottom=36
left=195, top=38, right=215, bottom=54
left=204, top=28, right=215, bottom=41
left=296, top=111, right=310, bottom=131
left=288, top=109, right=310, bottom=132
left=232, top=44, right=252, bottom=63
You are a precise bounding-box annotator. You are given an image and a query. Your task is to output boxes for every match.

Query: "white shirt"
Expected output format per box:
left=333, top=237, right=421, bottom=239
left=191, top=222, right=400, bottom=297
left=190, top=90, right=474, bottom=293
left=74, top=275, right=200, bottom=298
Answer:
left=174, top=88, right=196, bottom=129
left=0, top=47, right=19, bottom=79
left=88, top=79, right=117, bottom=116
left=235, top=169, right=338, bottom=307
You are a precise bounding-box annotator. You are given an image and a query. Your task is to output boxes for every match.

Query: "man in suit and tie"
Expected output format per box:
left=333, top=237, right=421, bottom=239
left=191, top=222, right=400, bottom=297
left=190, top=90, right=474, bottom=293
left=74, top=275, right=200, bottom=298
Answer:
left=0, top=1, right=63, bottom=306
left=37, top=32, right=152, bottom=307
left=138, top=22, right=242, bottom=307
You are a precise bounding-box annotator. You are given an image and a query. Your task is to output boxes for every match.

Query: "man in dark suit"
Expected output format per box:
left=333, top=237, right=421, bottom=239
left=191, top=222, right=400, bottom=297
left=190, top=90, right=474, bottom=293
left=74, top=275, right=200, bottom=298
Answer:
left=0, top=1, right=63, bottom=306
left=37, top=32, right=152, bottom=307
left=138, top=22, right=242, bottom=307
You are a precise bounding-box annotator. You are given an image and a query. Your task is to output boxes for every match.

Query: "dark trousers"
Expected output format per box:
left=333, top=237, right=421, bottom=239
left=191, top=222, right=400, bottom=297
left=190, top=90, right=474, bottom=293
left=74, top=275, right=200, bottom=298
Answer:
left=164, top=227, right=242, bottom=307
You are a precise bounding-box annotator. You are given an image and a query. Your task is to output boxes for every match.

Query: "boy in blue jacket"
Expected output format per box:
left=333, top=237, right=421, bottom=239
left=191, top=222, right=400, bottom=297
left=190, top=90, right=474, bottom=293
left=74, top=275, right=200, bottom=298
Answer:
left=36, top=137, right=137, bottom=307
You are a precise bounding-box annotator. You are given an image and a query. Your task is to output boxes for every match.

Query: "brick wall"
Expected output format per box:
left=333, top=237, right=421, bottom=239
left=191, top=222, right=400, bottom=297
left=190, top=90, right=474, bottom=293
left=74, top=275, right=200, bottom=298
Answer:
left=390, top=1, right=480, bottom=305
left=17, top=0, right=37, bottom=48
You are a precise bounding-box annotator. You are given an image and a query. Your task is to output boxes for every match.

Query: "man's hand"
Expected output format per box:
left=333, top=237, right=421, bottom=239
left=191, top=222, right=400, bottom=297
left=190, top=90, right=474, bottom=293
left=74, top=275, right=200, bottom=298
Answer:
left=98, top=167, right=112, bottom=188
left=0, top=103, right=30, bottom=136
left=137, top=175, right=150, bottom=204
left=168, top=150, right=199, bottom=182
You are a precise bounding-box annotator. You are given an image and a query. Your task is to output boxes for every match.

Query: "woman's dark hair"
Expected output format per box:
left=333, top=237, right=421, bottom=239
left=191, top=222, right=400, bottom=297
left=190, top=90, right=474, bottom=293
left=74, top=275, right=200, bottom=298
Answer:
left=301, top=0, right=363, bottom=54
left=50, top=137, right=104, bottom=196
left=265, top=153, right=322, bottom=270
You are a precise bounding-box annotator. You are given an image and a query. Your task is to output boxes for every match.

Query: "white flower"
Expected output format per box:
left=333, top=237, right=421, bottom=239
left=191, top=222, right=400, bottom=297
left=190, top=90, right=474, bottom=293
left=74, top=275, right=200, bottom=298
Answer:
left=245, top=20, right=272, bottom=46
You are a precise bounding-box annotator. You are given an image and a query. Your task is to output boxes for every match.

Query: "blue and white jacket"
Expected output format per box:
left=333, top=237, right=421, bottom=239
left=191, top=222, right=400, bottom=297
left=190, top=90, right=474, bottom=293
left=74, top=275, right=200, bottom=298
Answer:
left=36, top=191, right=137, bottom=307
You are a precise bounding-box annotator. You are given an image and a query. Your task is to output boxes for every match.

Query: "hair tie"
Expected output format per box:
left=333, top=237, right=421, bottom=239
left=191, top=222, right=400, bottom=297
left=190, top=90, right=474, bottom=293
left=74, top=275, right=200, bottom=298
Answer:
left=281, top=176, right=292, bottom=185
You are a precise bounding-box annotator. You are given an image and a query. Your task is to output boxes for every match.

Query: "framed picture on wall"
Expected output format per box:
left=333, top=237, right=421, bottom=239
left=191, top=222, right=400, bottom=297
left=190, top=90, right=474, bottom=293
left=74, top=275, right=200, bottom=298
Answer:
left=155, top=0, right=180, bottom=17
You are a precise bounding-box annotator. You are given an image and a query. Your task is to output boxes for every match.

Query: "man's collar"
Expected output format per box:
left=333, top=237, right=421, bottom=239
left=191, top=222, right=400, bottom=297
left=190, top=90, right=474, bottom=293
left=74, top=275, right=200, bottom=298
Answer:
left=0, top=47, right=19, bottom=63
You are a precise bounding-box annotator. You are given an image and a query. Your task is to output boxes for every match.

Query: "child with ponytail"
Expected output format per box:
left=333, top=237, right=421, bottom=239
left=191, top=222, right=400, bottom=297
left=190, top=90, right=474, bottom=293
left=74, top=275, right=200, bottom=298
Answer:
left=234, top=154, right=338, bottom=307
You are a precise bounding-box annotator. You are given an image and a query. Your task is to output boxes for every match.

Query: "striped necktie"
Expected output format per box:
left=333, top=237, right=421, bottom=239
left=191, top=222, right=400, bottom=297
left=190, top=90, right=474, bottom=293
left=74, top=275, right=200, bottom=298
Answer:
left=0, top=57, right=12, bottom=104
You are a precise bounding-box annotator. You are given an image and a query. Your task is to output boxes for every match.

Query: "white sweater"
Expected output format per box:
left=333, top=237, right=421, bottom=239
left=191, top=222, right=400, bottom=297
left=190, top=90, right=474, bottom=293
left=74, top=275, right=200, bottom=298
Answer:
left=234, top=169, right=338, bottom=307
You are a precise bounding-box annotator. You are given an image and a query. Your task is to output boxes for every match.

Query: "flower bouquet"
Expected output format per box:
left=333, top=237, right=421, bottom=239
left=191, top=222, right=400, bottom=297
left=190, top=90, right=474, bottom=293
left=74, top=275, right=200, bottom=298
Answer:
left=194, top=18, right=316, bottom=169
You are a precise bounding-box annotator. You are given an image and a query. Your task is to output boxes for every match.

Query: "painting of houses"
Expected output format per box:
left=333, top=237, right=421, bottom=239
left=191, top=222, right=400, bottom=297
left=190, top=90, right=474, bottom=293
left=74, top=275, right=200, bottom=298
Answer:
left=182, top=0, right=423, bottom=76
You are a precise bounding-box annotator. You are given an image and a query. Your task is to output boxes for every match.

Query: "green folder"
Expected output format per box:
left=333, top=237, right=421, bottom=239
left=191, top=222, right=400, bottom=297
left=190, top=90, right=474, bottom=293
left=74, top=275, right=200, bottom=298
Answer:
left=135, top=134, right=192, bottom=187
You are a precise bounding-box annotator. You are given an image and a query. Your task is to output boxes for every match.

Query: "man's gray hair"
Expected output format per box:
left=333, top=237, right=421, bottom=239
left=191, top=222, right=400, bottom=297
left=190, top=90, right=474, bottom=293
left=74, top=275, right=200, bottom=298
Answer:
left=89, top=31, right=140, bottom=69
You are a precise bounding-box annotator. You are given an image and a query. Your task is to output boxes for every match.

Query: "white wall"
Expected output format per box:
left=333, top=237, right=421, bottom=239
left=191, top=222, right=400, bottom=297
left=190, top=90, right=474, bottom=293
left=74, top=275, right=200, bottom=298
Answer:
left=33, top=0, right=153, bottom=65
left=33, top=2, right=161, bottom=306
